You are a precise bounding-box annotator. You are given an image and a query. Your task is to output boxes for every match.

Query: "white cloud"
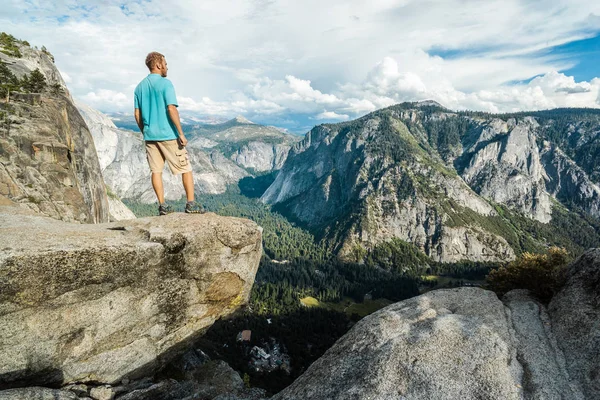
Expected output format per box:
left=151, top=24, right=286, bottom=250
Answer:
left=314, top=110, right=350, bottom=120
left=3, top=0, right=600, bottom=128
left=81, top=89, right=130, bottom=112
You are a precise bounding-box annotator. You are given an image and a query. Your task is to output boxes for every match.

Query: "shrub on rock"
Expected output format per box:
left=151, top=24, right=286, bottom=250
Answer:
left=486, top=246, right=569, bottom=302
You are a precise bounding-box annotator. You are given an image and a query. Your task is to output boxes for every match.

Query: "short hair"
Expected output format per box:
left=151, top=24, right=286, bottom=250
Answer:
left=145, top=52, right=165, bottom=70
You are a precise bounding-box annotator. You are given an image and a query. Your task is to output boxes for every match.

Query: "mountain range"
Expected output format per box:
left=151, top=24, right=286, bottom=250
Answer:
left=78, top=105, right=300, bottom=203
left=262, top=102, right=600, bottom=262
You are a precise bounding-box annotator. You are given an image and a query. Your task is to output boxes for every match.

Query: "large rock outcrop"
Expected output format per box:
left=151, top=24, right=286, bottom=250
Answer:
left=273, top=248, right=600, bottom=400
left=0, top=202, right=262, bottom=388
left=0, top=42, right=110, bottom=223
left=274, top=287, right=566, bottom=399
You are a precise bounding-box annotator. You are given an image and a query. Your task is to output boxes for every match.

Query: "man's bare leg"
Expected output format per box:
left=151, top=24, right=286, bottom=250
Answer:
left=182, top=171, right=194, bottom=202
left=182, top=171, right=204, bottom=213
left=151, top=172, right=165, bottom=204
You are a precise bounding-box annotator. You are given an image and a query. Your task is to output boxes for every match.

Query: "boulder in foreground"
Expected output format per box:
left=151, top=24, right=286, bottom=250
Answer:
left=273, top=285, right=588, bottom=400
left=0, top=205, right=262, bottom=388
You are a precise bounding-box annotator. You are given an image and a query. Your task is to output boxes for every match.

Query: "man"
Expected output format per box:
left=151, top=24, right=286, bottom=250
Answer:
left=134, top=51, right=204, bottom=215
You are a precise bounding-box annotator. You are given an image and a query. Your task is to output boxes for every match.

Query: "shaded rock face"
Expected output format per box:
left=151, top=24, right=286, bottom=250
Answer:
left=0, top=358, right=270, bottom=400
left=541, top=143, right=600, bottom=218
left=0, top=387, right=80, bottom=400
left=78, top=103, right=299, bottom=203
left=232, top=141, right=291, bottom=172
left=549, top=249, right=600, bottom=399
left=0, top=206, right=262, bottom=388
left=116, top=360, right=266, bottom=400
left=274, top=249, right=600, bottom=400
left=0, top=45, right=109, bottom=223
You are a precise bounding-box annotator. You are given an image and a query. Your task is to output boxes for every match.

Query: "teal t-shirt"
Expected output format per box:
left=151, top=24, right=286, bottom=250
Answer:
left=134, top=74, right=179, bottom=141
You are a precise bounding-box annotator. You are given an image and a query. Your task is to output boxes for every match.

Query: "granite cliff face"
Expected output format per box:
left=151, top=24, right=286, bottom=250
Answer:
left=0, top=200, right=262, bottom=389
left=263, top=103, right=600, bottom=262
left=274, top=249, right=600, bottom=399
left=0, top=41, right=110, bottom=223
left=79, top=104, right=300, bottom=203
left=457, top=117, right=552, bottom=223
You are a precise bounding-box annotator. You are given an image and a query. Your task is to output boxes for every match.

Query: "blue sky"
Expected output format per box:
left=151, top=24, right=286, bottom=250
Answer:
left=3, top=0, right=600, bottom=133
left=547, top=34, right=600, bottom=82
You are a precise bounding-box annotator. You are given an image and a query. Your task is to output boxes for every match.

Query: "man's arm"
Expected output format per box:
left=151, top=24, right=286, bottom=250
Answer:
left=167, top=105, right=187, bottom=147
left=134, top=108, right=143, bottom=133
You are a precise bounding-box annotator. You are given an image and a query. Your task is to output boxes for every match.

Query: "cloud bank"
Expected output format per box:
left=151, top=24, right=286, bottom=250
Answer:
left=3, top=0, right=600, bottom=131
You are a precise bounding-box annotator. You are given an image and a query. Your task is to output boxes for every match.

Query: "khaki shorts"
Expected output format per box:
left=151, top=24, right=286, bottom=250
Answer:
left=145, top=140, right=192, bottom=175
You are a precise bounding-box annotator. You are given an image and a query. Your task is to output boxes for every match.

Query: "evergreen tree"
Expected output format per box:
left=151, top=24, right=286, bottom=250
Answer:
left=0, top=60, right=20, bottom=98
left=50, top=82, right=63, bottom=95
left=23, top=68, right=46, bottom=93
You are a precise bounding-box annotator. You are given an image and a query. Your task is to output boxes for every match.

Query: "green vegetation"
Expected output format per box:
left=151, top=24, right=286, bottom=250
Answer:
left=40, top=45, right=55, bottom=62
left=321, top=297, right=393, bottom=317
left=105, top=186, right=119, bottom=200
left=486, top=247, right=570, bottom=303
left=364, top=238, right=429, bottom=272
left=367, top=113, right=419, bottom=166
left=21, top=68, right=47, bottom=93
left=0, top=61, right=20, bottom=98
left=420, top=114, right=471, bottom=161
left=439, top=196, right=600, bottom=258
left=299, top=296, right=319, bottom=307
left=0, top=32, right=23, bottom=58
left=49, top=82, right=64, bottom=96
left=0, top=62, right=47, bottom=98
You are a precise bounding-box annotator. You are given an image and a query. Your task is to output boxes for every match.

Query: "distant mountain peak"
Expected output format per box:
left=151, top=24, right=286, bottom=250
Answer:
left=232, top=115, right=254, bottom=124
left=415, top=100, right=445, bottom=108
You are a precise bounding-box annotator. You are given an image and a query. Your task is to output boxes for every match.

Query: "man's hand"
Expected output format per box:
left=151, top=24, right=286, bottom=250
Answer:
left=178, top=135, right=188, bottom=147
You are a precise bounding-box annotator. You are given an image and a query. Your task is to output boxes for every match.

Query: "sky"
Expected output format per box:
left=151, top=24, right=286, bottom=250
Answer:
left=3, top=0, right=600, bottom=133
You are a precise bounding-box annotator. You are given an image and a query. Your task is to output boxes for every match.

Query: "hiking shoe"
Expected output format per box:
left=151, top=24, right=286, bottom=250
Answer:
left=185, top=201, right=205, bottom=214
left=158, top=203, right=174, bottom=216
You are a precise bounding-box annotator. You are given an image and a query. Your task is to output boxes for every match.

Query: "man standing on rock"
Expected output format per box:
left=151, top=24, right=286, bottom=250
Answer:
left=134, top=52, right=204, bottom=215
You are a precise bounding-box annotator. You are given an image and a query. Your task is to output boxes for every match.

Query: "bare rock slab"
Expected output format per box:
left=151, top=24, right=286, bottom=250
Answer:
left=0, top=208, right=262, bottom=388
left=273, top=286, right=590, bottom=400
left=272, top=288, right=524, bottom=400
